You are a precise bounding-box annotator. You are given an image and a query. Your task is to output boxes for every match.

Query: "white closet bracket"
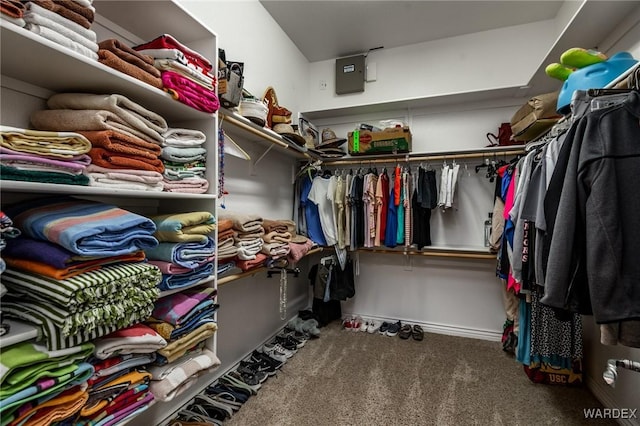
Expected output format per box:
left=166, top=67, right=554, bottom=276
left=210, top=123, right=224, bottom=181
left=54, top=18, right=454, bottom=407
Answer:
left=403, top=250, right=412, bottom=271
left=251, top=144, right=275, bottom=175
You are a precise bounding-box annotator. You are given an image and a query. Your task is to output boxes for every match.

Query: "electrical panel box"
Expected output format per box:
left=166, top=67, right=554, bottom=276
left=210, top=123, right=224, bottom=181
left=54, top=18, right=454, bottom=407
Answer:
left=335, top=55, right=365, bottom=95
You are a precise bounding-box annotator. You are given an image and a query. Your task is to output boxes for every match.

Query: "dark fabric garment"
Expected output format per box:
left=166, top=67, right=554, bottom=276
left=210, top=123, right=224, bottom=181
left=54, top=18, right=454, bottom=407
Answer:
left=330, top=258, right=355, bottom=301
left=412, top=187, right=432, bottom=248
left=354, top=175, right=365, bottom=248
left=311, top=298, right=341, bottom=327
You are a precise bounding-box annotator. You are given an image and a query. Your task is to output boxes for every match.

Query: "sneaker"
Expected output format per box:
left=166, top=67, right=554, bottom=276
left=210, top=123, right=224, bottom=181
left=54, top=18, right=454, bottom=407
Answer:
left=378, top=322, right=390, bottom=334
left=412, top=325, right=424, bottom=341
left=258, top=343, right=288, bottom=363
left=367, top=320, right=381, bottom=334
left=274, top=336, right=299, bottom=353
left=277, top=332, right=305, bottom=348
left=250, top=350, right=284, bottom=371
left=352, top=316, right=363, bottom=331
left=237, top=361, right=270, bottom=383
left=282, top=326, right=310, bottom=342
left=358, top=319, right=369, bottom=332
left=229, top=369, right=263, bottom=388
left=342, top=317, right=353, bottom=331
left=386, top=321, right=402, bottom=337
left=399, top=324, right=412, bottom=339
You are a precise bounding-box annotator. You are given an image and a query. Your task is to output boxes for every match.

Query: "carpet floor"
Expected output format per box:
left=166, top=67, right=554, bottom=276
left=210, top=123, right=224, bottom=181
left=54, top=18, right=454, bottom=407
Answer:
left=226, top=321, right=614, bottom=426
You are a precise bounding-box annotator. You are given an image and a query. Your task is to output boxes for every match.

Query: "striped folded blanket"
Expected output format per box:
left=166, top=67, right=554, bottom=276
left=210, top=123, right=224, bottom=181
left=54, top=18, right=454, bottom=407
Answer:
left=0, top=125, right=91, bottom=159
left=151, top=211, right=215, bottom=243
left=151, top=287, right=216, bottom=327
left=5, top=197, right=158, bottom=256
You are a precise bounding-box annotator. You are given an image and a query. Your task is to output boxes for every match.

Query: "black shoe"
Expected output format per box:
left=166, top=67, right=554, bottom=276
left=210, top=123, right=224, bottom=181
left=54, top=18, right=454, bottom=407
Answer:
left=237, top=363, right=268, bottom=383
left=251, top=350, right=284, bottom=370
left=378, top=322, right=390, bottom=334
left=398, top=324, right=412, bottom=339
left=274, top=335, right=299, bottom=352
left=239, top=360, right=273, bottom=379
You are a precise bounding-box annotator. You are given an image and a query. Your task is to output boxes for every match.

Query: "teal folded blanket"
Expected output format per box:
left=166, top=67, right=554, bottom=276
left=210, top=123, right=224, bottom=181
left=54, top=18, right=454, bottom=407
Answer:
left=0, top=164, right=89, bottom=186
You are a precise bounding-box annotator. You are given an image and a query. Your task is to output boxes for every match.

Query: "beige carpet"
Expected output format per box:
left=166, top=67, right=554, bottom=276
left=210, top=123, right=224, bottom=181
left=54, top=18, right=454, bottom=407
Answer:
left=226, top=322, right=614, bottom=426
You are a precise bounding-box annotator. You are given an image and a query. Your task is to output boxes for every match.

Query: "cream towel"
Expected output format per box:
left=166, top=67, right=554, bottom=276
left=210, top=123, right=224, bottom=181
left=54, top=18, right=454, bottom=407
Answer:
left=25, top=23, right=98, bottom=60
left=25, top=2, right=97, bottom=43
left=162, top=128, right=206, bottom=147
left=0, top=125, right=91, bottom=158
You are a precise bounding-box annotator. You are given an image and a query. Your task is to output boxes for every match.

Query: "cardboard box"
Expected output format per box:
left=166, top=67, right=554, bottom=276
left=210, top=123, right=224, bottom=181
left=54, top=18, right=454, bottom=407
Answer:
left=348, top=127, right=412, bottom=155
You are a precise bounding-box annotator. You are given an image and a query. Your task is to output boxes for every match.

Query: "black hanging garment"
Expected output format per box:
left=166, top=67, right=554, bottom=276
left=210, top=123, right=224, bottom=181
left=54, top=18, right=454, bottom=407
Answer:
left=308, top=257, right=356, bottom=326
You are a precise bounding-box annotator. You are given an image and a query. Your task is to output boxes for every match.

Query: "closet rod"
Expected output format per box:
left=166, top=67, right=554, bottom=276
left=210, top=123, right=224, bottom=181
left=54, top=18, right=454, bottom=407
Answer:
left=357, top=248, right=496, bottom=260
left=321, top=148, right=525, bottom=166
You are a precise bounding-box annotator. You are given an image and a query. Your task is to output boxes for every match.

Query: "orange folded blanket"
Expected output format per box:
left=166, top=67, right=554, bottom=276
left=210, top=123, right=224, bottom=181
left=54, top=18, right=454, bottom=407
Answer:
left=217, top=219, right=234, bottom=233
left=98, top=50, right=163, bottom=90
left=32, top=0, right=92, bottom=29
left=89, top=147, right=165, bottom=173
left=79, top=130, right=161, bottom=160
left=99, top=39, right=160, bottom=77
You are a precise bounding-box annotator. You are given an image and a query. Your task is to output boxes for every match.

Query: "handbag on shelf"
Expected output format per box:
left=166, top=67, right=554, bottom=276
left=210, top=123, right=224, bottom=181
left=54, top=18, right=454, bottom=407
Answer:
left=486, top=122, right=520, bottom=146
left=220, top=62, right=244, bottom=109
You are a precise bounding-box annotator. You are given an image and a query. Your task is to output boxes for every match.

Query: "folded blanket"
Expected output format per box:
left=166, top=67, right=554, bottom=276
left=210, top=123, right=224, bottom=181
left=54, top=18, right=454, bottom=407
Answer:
left=97, top=49, right=163, bottom=90
left=217, top=244, right=238, bottom=260
left=161, top=177, right=209, bottom=193
left=47, top=93, right=167, bottom=144
left=261, top=241, right=290, bottom=258
left=217, top=219, right=233, bottom=233
left=1, top=0, right=25, bottom=18
left=8, top=384, right=88, bottom=426
left=163, top=167, right=205, bottom=181
left=98, top=39, right=159, bottom=76
left=151, top=211, right=215, bottom=243
left=235, top=230, right=265, bottom=241
left=93, top=323, right=167, bottom=360
left=154, top=58, right=214, bottom=89
left=217, top=228, right=237, bottom=242
left=2, top=250, right=146, bottom=280
left=1, top=125, right=91, bottom=158
left=144, top=236, right=215, bottom=269
left=263, top=230, right=292, bottom=244
left=83, top=371, right=150, bottom=415
left=25, top=2, right=97, bottom=47
left=146, top=260, right=189, bottom=275
left=31, top=109, right=159, bottom=145
left=3, top=236, right=143, bottom=270
left=5, top=197, right=158, bottom=256
left=0, top=152, right=87, bottom=175
left=160, top=146, right=206, bottom=163
left=89, top=354, right=155, bottom=386
left=156, top=323, right=217, bottom=364
left=236, top=246, right=262, bottom=261
left=236, top=253, right=268, bottom=271
left=217, top=261, right=236, bottom=276
left=135, top=48, right=188, bottom=64
left=217, top=236, right=234, bottom=249
left=85, top=390, right=153, bottom=426
left=157, top=262, right=214, bottom=291
left=162, top=71, right=219, bottom=113
left=219, top=212, right=263, bottom=233
left=25, top=22, right=98, bottom=60
left=31, top=0, right=92, bottom=28
left=89, top=147, right=165, bottom=173
left=151, top=287, right=216, bottom=326
left=0, top=164, right=90, bottom=185
left=162, top=127, right=206, bottom=147
left=85, top=165, right=164, bottom=191
left=235, top=238, right=263, bottom=250
left=288, top=238, right=315, bottom=263
left=81, top=129, right=162, bottom=159
left=133, top=34, right=213, bottom=74
left=263, top=219, right=296, bottom=234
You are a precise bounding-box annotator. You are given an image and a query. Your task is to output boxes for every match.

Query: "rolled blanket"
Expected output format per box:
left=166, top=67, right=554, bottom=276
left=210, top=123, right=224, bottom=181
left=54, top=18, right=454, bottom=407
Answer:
left=219, top=212, right=263, bottom=233
left=133, top=34, right=213, bottom=74
left=1, top=125, right=91, bottom=158
left=25, top=22, right=98, bottom=60
left=98, top=49, right=163, bottom=89
left=288, top=238, right=315, bottom=263
left=156, top=323, right=217, bottom=364
left=151, top=211, right=215, bottom=243
left=93, top=323, right=167, bottom=360
left=263, top=230, right=292, bottom=244
left=98, top=39, right=160, bottom=77
left=144, top=236, right=215, bottom=269
left=46, top=93, right=167, bottom=144
left=154, top=58, right=214, bottom=90
left=0, top=164, right=90, bottom=185
left=160, top=146, right=206, bottom=163
left=148, top=348, right=220, bottom=402
left=85, top=164, right=164, bottom=192
left=162, top=127, right=206, bottom=147
left=89, top=147, right=165, bottom=173
left=31, top=0, right=92, bottom=29
left=25, top=2, right=97, bottom=46
left=236, top=253, right=268, bottom=271
left=31, top=109, right=160, bottom=145
left=0, top=151, right=88, bottom=175
left=1, top=0, right=25, bottom=19
left=4, top=197, right=158, bottom=256
left=80, top=130, right=162, bottom=159
left=162, top=71, right=219, bottom=113
left=161, top=177, right=209, bottom=194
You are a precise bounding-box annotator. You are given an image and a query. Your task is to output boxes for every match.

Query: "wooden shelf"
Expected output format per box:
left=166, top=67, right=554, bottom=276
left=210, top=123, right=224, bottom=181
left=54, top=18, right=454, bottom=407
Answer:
left=0, top=319, right=40, bottom=348
left=220, top=108, right=318, bottom=160
left=0, top=181, right=217, bottom=200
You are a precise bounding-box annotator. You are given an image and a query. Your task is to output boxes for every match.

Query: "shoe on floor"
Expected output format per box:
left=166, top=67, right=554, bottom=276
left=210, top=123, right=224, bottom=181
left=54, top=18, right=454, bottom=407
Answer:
left=378, top=322, right=390, bottom=334
left=367, top=320, right=381, bottom=334
left=386, top=321, right=402, bottom=337
left=258, top=342, right=289, bottom=362
left=399, top=324, right=412, bottom=339
left=342, top=317, right=353, bottom=331
left=412, top=324, right=424, bottom=341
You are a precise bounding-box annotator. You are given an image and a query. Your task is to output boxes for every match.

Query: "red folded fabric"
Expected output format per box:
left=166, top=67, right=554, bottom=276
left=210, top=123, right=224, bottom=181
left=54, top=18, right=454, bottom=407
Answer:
left=32, top=0, right=92, bottom=29
left=235, top=253, right=268, bottom=272
left=1, top=0, right=25, bottom=18
left=133, top=34, right=213, bottom=73
left=162, top=71, right=219, bottom=113
left=79, top=130, right=162, bottom=160
left=89, top=147, right=165, bottom=173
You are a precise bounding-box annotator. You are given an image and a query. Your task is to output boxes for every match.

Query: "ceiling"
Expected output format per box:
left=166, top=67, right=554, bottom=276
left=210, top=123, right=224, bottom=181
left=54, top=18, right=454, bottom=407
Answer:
left=259, top=1, right=565, bottom=63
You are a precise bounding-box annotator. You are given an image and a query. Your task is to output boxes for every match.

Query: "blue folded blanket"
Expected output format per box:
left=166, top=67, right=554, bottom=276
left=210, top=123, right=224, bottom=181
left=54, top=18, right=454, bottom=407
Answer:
left=5, top=197, right=158, bottom=256
left=158, top=261, right=214, bottom=291
left=144, top=236, right=215, bottom=268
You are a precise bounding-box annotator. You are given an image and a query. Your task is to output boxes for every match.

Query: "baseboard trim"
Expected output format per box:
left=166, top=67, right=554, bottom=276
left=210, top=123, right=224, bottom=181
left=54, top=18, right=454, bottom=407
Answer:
left=586, top=375, right=640, bottom=426
left=342, top=312, right=502, bottom=342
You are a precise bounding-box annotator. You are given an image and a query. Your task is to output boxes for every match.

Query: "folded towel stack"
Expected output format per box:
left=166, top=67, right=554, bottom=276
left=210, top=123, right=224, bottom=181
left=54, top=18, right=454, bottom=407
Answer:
left=98, top=38, right=163, bottom=89
left=134, top=34, right=219, bottom=113
left=161, top=127, right=209, bottom=193
left=1, top=0, right=26, bottom=26
left=219, top=212, right=265, bottom=263
left=0, top=126, right=92, bottom=186
left=23, top=1, right=98, bottom=61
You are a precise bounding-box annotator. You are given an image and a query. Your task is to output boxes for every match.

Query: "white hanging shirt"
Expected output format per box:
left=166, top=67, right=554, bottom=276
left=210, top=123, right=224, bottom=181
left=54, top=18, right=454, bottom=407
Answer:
left=308, top=176, right=338, bottom=246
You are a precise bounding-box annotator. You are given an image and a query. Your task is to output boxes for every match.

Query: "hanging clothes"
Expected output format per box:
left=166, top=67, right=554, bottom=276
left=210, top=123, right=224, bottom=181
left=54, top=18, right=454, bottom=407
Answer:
left=307, top=175, right=337, bottom=246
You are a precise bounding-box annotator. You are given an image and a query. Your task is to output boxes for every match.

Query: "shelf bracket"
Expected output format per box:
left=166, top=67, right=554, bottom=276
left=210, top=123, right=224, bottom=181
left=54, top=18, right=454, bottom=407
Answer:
left=251, top=144, right=276, bottom=175
left=267, top=267, right=300, bottom=278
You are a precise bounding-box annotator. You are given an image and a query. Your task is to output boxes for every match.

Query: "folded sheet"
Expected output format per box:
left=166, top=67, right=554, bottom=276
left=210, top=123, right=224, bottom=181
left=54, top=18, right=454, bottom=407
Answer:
left=161, top=177, right=209, bottom=193
left=162, top=127, right=206, bottom=147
